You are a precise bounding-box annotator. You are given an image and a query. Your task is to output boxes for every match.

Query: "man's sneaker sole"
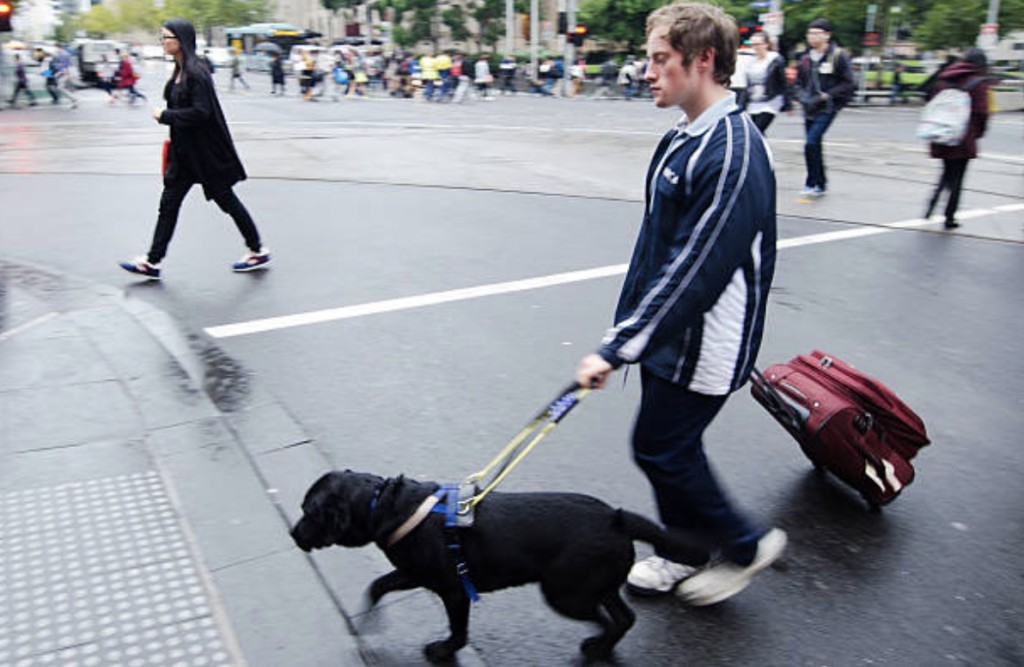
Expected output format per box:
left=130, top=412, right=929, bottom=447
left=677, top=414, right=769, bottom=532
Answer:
left=675, top=528, right=787, bottom=606
left=626, top=582, right=674, bottom=597
left=678, top=575, right=752, bottom=606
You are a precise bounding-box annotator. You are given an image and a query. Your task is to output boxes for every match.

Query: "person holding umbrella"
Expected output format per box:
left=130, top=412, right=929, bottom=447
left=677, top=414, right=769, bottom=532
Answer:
left=119, top=18, right=270, bottom=279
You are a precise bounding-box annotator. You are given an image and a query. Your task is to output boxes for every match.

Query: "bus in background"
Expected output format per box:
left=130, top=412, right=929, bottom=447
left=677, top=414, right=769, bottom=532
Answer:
left=224, top=23, right=316, bottom=72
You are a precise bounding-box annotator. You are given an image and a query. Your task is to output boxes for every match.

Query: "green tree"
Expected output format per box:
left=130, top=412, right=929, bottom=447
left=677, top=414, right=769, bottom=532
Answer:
left=119, top=0, right=162, bottom=34
left=474, top=0, right=505, bottom=51
left=81, top=5, right=121, bottom=38
left=442, top=4, right=469, bottom=42
left=392, top=23, right=414, bottom=47
left=577, top=0, right=661, bottom=52
left=162, top=0, right=269, bottom=34
left=51, top=14, right=78, bottom=44
left=576, top=0, right=757, bottom=53
left=410, top=1, right=437, bottom=46
left=914, top=0, right=1024, bottom=50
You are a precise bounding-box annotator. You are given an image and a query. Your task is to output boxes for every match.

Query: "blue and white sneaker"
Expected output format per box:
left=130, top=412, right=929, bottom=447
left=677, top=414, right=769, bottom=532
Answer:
left=119, top=256, right=161, bottom=280
left=232, top=247, right=271, bottom=273
left=800, top=186, right=817, bottom=197
left=813, top=186, right=827, bottom=197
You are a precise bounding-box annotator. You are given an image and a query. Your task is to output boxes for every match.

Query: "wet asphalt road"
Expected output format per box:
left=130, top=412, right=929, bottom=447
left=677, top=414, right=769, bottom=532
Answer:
left=2, top=74, right=1023, bottom=666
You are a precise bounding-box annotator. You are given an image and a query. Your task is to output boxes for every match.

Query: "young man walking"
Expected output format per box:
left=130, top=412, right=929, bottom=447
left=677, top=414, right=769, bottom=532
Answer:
left=793, top=18, right=854, bottom=197
left=575, top=1, right=785, bottom=606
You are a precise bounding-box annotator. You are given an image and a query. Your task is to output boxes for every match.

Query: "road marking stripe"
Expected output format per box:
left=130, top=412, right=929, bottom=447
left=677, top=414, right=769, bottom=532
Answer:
left=203, top=208, right=1009, bottom=339
left=0, top=312, right=60, bottom=344
left=205, top=265, right=628, bottom=338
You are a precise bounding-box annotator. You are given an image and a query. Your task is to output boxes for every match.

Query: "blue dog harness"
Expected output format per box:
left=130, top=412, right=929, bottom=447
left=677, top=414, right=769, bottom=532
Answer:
left=431, top=484, right=480, bottom=602
left=381, top=484, right=480, bottom=603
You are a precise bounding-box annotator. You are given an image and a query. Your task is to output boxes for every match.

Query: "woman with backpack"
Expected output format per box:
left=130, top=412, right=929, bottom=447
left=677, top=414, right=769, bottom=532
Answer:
left=119, top=18, right=270, bottom=280
left=923, top=48, right=990, bottom=230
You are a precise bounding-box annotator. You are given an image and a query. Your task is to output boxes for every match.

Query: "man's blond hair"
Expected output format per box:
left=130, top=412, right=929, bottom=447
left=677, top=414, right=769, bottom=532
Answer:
left=646, top=2, right=739, bottom=87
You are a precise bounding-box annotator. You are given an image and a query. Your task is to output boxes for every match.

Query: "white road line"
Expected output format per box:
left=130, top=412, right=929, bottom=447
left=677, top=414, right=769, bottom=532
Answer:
left=204, top=208, right=1011, bottom=339
left=205, top=265, right=628, bottom=339
left=0, top=311, right=59, bottom=344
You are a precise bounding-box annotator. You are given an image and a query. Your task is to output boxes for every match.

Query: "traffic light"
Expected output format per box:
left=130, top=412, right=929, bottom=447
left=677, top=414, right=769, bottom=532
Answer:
left=570, top=24, right=587, bottom=47
left=0, top=0, right=13, bottom=33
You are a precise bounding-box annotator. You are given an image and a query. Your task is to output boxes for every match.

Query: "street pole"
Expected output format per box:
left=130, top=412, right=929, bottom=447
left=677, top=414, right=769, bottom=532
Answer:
left=0, top=41, right=6, bottom=105
left=563, top=0, right=575, bottom=96
left=864, top=3, right=876, bottom=95
left=987, top=0, right=1000, bottom=24
left=530, top=0, right=538, bottom=83
left=505, top=0, right=514, bottom=55
left=365, top=2, right=372, bottom=46
left=980, top=0, right=1001, bottom=56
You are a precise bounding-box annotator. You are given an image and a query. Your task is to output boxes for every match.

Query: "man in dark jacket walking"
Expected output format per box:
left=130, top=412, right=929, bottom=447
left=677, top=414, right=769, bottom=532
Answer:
left=793, top=18, right=854, bottom=197
left=924, top=49, right=990, bottom=230
left=576, top=1, right=785, bottom=607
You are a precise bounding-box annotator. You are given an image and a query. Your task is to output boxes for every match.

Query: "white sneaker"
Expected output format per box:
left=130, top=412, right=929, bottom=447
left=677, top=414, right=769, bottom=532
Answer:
left=675, top=528, right=787, bottom=606
left=626, top=556, right=697, bottom=596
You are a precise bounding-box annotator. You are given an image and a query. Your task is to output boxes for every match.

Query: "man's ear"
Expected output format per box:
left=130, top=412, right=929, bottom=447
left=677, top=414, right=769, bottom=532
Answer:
left=697, top=47, right=716, bottom=73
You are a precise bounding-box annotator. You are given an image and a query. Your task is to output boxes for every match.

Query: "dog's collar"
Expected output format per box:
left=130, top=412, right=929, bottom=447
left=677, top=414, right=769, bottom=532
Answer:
left=386, top=491, right=442, bottom=547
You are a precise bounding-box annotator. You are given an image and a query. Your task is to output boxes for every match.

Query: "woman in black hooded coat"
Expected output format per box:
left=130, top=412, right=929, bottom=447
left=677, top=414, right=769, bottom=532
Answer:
left=120, top=18, right=270, bottom=279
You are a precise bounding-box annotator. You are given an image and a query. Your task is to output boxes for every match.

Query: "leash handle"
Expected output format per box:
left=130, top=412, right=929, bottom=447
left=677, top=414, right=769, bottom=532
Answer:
left=463, top=382, right=590, bottom=509
left=466, top=382, right=585, bottom=484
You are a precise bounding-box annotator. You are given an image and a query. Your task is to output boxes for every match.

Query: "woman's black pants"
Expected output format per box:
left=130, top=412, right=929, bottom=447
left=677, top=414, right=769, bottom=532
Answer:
left=927, top=158, right=969, bottom=224
left=147, top=178, right=262, bottom=265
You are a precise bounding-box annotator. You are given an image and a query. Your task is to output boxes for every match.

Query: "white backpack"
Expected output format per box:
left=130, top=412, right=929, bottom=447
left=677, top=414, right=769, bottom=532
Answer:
left=916, top=78, right=982, bottom=146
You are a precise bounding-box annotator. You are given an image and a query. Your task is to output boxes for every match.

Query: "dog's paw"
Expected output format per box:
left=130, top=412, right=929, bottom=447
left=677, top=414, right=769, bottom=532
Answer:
left=580, top=636, right=614, bottom=663
left=423, top=640, right=458, bottom=663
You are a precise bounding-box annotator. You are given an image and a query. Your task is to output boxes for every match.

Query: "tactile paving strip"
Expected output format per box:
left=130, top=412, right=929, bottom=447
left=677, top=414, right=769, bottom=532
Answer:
left=0, top=472, right=236, bottom=667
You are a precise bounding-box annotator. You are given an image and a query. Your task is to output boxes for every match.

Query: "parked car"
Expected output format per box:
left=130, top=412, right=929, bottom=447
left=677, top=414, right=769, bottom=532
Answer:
left=204, top=46, right=235, bottom=69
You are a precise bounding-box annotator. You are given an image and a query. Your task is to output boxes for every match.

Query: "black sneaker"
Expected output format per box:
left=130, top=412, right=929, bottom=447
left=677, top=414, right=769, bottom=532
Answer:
left=944, top=220, right=961, bottom=230
left=119, top=257, right=161, bottom=280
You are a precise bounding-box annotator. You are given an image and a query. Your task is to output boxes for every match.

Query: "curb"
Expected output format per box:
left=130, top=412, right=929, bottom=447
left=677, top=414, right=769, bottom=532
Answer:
left=0, top=258, right=365, bottom=666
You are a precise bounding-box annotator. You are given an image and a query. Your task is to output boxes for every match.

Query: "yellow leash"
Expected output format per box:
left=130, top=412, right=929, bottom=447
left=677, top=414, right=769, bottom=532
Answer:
left=460, top=383, right=591, bottom=513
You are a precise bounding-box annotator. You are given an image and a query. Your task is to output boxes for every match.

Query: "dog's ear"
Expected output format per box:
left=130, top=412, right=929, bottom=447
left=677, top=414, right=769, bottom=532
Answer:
left=326, top=502, right=351, bottom=536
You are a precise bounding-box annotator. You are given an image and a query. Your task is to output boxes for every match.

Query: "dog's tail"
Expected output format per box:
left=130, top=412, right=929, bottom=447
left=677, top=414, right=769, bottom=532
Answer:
left=615, top=509, right=707, bottom=565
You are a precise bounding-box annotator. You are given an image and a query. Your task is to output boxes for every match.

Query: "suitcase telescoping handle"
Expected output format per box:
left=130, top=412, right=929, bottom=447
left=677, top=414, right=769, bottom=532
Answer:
left=750, top=368, right=808, bottom=435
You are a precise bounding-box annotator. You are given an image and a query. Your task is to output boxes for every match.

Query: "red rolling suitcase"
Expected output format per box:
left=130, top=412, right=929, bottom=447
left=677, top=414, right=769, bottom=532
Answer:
left=750, top=350, right=930, bottom=508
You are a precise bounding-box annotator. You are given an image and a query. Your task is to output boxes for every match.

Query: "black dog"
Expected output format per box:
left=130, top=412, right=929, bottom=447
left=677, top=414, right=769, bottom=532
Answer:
left=291, top=470, right=701, bottom=663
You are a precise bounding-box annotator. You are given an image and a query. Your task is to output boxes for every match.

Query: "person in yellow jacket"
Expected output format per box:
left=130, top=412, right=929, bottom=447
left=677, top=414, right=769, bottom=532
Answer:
left=434, top=52, right=453, bottom=100
left=419, top=53, right=439, bottom=101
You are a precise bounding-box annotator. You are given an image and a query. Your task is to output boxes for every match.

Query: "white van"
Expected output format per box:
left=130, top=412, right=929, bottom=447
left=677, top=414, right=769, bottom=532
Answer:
left=74, top=39, right=124, bottom=86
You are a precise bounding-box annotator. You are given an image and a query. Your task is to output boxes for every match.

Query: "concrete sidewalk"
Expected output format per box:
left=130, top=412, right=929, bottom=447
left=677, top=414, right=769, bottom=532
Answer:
left=0, top=259, right=364, bottom=667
